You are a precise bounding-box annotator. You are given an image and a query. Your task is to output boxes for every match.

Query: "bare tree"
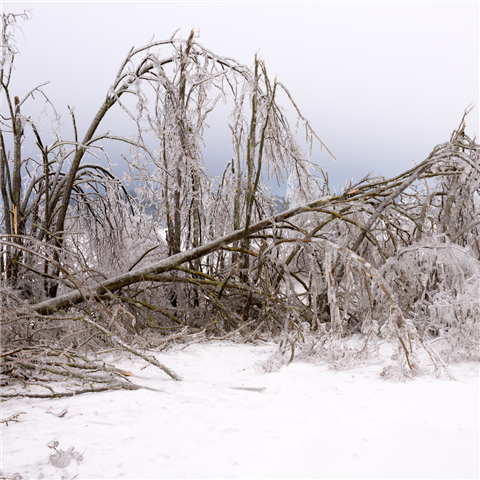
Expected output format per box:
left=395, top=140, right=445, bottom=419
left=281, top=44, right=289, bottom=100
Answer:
left=1, top=14, right=479, bottom=398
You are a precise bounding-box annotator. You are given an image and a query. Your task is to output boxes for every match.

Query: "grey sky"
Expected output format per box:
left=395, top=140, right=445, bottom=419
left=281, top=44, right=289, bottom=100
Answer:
left=4, top=1, right=479, bottom=192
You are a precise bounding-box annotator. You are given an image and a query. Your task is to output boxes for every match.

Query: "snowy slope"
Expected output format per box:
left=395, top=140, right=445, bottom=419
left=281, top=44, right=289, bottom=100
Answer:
left=1, top=341, right=478, bottom=479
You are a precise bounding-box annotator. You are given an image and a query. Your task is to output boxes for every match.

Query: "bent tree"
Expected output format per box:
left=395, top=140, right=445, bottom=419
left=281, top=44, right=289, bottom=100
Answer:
left=1, top=13, right=479, bottom=397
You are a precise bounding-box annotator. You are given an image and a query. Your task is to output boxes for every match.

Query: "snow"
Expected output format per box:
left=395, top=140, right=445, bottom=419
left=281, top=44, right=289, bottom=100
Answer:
left=1, top=341, right=478, bottom=479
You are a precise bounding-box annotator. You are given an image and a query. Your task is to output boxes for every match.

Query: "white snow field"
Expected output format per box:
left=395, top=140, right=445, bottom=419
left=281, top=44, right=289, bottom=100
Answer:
left=1, top=341, right=478, bottom=480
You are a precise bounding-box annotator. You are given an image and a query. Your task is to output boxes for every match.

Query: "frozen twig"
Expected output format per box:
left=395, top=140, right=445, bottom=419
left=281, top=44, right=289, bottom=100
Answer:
left=0, top=411, right=26, bottom=425
left=74, top=315, right=182, bottom=381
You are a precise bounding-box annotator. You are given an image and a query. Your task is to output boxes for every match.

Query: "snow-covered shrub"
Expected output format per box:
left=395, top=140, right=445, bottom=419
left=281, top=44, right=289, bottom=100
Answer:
left=380, top=239, right=480, bottom=362
left=259, top=234, right=479, bottom=379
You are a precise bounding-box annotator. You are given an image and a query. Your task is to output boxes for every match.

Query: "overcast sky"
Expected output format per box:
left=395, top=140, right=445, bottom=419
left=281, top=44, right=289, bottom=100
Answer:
left=4, top=1, right=479, bottom=192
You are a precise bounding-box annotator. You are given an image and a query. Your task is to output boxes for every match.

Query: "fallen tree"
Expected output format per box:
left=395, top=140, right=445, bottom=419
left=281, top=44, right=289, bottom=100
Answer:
left=1, top=13, right=479, bottom=397
left=29, top=194, right=337, bottom=315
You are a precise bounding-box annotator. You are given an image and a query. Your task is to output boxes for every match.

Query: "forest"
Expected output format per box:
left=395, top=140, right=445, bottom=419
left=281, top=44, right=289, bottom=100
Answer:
left=1, top=11, right=479, bottom=399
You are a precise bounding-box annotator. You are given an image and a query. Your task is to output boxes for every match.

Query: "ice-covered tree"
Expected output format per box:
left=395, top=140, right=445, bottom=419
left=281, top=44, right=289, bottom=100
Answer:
left=1, top=12, right=479, bottom=397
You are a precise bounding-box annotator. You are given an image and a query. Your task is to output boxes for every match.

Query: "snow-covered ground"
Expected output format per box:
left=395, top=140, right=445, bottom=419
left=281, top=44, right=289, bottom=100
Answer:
left=1, top=341, right=478, bottom=479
